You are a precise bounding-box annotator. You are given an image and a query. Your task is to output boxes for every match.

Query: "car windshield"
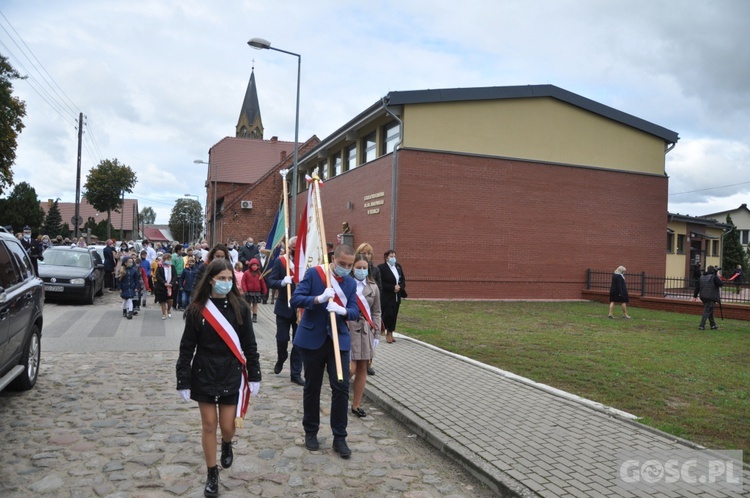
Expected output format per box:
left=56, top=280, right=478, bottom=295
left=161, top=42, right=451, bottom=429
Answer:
left=41, top=250, right=90, bottom=268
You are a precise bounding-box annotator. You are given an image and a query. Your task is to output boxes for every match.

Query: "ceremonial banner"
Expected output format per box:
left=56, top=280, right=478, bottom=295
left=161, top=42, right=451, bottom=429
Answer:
left=294, top=175, right=324, bottom=282
left=265, top=198, right=285, bottom=253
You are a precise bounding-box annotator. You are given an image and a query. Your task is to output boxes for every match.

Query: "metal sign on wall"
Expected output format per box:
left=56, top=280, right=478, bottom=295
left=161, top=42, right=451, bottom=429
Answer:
left=363, top=191, right=384, bottom=215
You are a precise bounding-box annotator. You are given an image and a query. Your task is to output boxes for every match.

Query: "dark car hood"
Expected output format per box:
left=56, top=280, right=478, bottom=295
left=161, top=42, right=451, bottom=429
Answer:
left=38, top=265, right=92, bottom=279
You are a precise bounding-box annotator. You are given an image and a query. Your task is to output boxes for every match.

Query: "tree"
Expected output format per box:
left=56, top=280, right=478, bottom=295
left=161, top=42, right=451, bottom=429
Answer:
left=169, top=198, right=203, bottom=244
left=83, top=158, right=137, bottom=240
left=42, top=199, right=63, bottom=236
left=60, top=222, right=71, bottom=239
left=721, top=214, right=749, bottom=275
left=2, top=181, right=44, bottom=233
left=140, top=206, right=156, bottom=224
left=0, top=54, right=27, bottom=195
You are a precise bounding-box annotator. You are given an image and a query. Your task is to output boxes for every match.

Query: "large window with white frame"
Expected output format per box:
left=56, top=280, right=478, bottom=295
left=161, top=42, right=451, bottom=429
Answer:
left=362, top=132, right=376, bottom=164
left=345, top=144, right=357, bottom=171
left=382, top=121, right=400, bottom=154
left=333, top=154, right=342, bottom=177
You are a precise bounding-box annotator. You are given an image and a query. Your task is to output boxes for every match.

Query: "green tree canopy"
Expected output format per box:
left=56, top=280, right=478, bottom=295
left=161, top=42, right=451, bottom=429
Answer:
left=722, top=214, right=749, bottom=274
left=140, top=206, right=156, bottom=224
left=1, top=181, right=44, bottom=233
left=0, top=54, right=27, bottom=195
left=83, top=158, right=137, bottom=239
left=169, top=198, right=202, bottom=244
left=42, top=199, right=63, bottom=236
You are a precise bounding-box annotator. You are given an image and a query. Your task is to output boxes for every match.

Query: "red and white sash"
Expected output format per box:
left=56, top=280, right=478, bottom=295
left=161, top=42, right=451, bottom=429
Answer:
left=201, top=300, right=251, bottom=428
left=355, top=280, right=375, bottom=329
left=315, top=265, right=347, bottom=307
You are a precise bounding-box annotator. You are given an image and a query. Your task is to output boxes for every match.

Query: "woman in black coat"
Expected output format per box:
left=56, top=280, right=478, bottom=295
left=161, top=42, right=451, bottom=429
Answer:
left=154, top=253, right=178, bottom=320
left=608, top=265, right=631, bottom=319
left=377, top=249, right=406, bottom=343
left=176, top=258, right=261, bottom=496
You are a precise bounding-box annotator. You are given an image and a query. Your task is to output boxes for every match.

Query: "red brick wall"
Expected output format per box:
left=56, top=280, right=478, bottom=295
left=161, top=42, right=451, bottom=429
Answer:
left=291, top=149, right=668, bottom=299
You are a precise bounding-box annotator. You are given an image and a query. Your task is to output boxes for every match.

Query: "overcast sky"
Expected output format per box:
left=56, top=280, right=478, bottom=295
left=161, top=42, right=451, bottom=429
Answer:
left=1, top=0, right=748, bottom=226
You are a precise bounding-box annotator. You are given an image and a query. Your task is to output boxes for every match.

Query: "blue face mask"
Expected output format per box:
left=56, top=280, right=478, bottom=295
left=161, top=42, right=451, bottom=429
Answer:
left=353, top=268, right=368, bottom=281
left=334, top=264, right=351, bottom=277
left=388, top=257, right=396, bottom=265
left=213, top=280, right=233, bottom=295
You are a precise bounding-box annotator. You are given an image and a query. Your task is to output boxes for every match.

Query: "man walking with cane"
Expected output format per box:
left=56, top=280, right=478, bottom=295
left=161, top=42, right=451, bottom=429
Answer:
left=693, top=265, right=723, bottom=330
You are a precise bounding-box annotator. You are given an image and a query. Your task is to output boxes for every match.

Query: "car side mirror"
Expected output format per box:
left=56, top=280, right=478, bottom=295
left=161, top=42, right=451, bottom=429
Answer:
left=96, top=264, right=105, bottom=270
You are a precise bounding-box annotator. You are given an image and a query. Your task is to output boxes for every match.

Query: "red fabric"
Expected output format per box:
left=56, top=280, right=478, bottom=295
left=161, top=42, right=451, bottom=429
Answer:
left=241, top=270, right=267, bottom=294
left=139, top=267, right=150, bottom=291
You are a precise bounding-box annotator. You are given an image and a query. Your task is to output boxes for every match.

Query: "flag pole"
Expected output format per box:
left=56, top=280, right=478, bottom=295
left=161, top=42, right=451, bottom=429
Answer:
left=311, top=171, right=343, bottom=382
left=280, top=169, right=292, bottom=306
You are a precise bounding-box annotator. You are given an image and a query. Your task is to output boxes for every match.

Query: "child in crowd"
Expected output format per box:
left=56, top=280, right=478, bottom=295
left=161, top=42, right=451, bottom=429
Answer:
left=118, top=255, right=139, bottom=319
left=241, top=258, right=267, bottom=323
left=180, top=257, right=197, bottom=311
left=233, top=261, right=245, bottom=289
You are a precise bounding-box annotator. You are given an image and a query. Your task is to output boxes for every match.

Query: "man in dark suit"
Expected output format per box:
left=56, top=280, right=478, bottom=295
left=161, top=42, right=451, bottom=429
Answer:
left=290, top=244, right=358, bottom=459
left=377, top=249, right=406, bottom=343
left=266, top=237, right=304, bottom=385
left=20, top=226, right=44, bottom=275
left=103, top=239, right=117, bottom=290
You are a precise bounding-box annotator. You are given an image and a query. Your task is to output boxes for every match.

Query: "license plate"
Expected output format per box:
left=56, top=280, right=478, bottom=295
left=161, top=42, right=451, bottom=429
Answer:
left=45, top=285, right=64, bottom=292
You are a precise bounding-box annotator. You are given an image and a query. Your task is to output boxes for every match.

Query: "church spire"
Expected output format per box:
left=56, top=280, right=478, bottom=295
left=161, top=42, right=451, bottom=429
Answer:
left=236, top=66, right=263, bottom=139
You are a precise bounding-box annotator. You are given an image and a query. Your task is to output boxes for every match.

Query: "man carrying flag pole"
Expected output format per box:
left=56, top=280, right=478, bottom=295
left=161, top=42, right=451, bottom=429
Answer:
left=291, top=172, right=359, bottom=459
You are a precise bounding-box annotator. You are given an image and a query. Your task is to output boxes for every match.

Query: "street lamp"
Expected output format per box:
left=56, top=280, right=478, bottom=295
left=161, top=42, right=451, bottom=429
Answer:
left=185, top=194, right=200, bottom=243
left=194, top=160, right=217, bottom=246
left=248, top=37, right=301, bottom=233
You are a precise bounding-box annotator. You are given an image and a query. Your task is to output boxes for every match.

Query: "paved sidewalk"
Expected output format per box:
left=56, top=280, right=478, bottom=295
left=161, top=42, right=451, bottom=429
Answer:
left=365, top=332, right=750, bottom=497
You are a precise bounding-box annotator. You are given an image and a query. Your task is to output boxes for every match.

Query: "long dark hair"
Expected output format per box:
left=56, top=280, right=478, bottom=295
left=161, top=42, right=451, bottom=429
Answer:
left=185, top=258, right=247, bottom=324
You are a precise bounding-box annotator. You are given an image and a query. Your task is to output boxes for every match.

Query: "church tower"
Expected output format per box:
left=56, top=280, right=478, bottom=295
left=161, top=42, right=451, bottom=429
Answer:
left=236, top=68, right=264, bottom=139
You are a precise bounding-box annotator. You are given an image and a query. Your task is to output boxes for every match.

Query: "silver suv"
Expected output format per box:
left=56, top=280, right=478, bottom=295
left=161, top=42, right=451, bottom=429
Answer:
left=0, top=230, right=44, bottom=392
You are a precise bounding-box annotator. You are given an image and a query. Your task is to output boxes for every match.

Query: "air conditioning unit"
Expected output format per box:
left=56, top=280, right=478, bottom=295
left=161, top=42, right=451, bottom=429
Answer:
left=240, top=200, right=253, bottom=209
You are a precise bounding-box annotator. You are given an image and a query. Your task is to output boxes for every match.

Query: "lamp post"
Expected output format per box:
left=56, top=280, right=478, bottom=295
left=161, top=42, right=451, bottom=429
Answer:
left=248, top=37, right=301, bottom=233
left=194, top=160, right=217, bottom=246
left=184, top=194, right=200, bottom=243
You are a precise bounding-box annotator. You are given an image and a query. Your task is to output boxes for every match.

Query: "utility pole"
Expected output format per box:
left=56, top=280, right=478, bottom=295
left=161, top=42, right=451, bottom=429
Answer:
left=74, top=112, right=83, bottom=239
left=119, top=191, right=124, bottom=241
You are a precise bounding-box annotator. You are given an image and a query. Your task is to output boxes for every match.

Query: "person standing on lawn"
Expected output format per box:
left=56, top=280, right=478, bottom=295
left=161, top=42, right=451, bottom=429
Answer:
left=693, top=265, right=723, bottom=330
left=608, top=266, right=631, bottom=319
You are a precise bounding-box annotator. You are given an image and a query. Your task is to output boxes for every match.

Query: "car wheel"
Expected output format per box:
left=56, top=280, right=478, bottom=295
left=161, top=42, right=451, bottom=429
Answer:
left=9, top=325, right=41, bottom=391
left=95, top=281, right=104, bottom=297
left=85, top=285, right=95, bottom=305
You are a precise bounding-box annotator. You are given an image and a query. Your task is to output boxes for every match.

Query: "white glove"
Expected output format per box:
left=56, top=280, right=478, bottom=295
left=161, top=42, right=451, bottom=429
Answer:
left=249, top=382, right=260, bottom=397
left=373, top=339, right=379, bottom=349
left=178, top=389, right=191, bottom=402
left=317, top=288, right=335, bottom=303
left=281, top=276, right=293, bottom=285
left=327, top=301, right=347, bottom=316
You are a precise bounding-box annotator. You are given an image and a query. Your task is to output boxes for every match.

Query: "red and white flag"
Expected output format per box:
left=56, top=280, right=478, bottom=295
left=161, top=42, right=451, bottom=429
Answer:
left=294, top=175, right=325, bottom=282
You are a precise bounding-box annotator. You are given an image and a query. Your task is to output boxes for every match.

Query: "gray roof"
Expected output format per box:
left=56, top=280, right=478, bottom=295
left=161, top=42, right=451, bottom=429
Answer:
left=237, top=70, right=261, bottom=128
left=386, top=84, right=679, bottom=144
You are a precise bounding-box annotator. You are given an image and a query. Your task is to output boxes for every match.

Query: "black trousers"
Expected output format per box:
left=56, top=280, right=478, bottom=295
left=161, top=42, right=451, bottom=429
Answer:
left=700, top=299, right=717, bottom=327
left=276, top=315, right=302, bottom=378
left=299, top=338, right=350, bottom=440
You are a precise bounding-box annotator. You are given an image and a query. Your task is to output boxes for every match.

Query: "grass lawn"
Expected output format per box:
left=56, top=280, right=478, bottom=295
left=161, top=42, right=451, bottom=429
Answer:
left=397, top=300, right=750, bottom=463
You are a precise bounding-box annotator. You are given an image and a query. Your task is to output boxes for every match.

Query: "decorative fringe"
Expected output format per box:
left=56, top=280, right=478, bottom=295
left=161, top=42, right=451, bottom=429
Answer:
left=235, top=417, right=244, bottom=429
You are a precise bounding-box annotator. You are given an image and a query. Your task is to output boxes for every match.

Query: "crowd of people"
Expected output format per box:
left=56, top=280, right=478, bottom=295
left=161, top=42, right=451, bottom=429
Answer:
left=165, top=234, right=406, bottom=496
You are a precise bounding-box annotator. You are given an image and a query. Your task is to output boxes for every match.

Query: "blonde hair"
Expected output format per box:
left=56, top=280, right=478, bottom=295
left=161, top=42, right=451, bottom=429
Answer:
left=614, top=266, right=626, bottom=275
left=355, top=242, right=373, bottom=254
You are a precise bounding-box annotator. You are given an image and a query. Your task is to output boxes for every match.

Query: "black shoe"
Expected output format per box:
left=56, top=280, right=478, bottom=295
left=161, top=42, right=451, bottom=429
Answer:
left=332, top=439, right=351, bottom=459
left=252, top=314, right=257, bottom=323
left=367, top=365, right=375, bottom=375
left=291, top=376, right=305, bottom=386
left=273, top=361, right=283, bottom=375
left=133, top=309, right=139, bottom=315
left=220, top=439, right=233, bottom=469
left=710, top=325, right=719, bottom=330
left=351, top=406, right=366, bottom=418
left=126, top=311, right=133, bottom=320
left=123, top=309, right=127, bottom=317
left=698, top=326, right=705, bottom=330
left=204, top=465, right=219, bottom=497
left=305, top=434, right=319, bottom=451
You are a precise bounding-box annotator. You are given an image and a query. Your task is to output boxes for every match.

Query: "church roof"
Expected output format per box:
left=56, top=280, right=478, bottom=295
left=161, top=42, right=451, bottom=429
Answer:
left=237, top=70, right=261, bottom=131
left=207, top=137, right=295, bottom=185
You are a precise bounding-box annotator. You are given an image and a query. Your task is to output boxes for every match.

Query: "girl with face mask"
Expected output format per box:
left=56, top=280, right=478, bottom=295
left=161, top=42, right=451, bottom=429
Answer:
left=347, top=254, right=382, bottom=418
left=176, top=259, right=261, bottom=497
left=118, top=256, right=140, bottom=319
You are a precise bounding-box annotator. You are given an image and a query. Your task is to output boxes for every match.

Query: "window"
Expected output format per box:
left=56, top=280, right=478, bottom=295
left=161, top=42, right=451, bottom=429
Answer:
left=333, top=154, right=342, bottom=177
left=676, top=234, right=685, bottom=254
left=319, top=159, right=329, bottom=180
left=6, top=241, right=34, bottom=281
left=712, top=240, right=719, bottom=257
left=0, top=242, right=20, bottom=288
left=741, top=229, right=749, bottom=245
left=666, top=233, right=674, bottom=253
left=382, top=121, right=400, bottom=154
left=345, top=144, right=357, bottom=171
left=362, top=132, right=376, bottom=163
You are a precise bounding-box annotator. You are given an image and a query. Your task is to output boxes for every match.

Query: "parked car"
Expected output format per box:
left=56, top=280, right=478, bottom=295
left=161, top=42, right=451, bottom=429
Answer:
left=0, top=230, right=44, bottom=392
left=88, top=244, right=106, bottom=263
left=38, top=246, right=105, bottom=304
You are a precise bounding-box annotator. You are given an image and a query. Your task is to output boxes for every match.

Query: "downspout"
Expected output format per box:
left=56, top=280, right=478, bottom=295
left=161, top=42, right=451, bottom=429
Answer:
left=382, top=97, right=403, bottom=250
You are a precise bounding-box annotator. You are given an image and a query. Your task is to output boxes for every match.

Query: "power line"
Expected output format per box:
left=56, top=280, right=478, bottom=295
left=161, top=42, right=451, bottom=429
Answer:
left=669, top=180, right=750, bottom=196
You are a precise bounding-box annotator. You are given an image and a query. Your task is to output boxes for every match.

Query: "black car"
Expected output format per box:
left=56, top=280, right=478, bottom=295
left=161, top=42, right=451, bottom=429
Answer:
left=38, top=246, right=105, bottom=304
left=0, top=230, right=44, bottom=392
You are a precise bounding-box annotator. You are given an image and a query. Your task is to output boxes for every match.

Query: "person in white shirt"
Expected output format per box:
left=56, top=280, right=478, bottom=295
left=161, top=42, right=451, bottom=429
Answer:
left=227, top=238, right=239, bottom=267
left=143, top=240, right=157, bottom=264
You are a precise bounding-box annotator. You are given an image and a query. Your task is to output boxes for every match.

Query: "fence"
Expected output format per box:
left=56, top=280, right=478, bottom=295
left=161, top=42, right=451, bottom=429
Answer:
left=586, top=270, right=750, bottom=305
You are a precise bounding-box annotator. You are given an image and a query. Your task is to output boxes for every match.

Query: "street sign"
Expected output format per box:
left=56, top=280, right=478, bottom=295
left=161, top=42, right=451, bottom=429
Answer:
left=71, top=215, right=83, bottom=226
